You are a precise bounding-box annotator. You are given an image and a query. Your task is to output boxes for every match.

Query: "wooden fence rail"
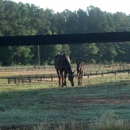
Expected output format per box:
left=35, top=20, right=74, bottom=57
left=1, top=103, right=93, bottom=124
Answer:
left=0, top=69, right=129, bottom=84
left=84, top=69, right=130, bottom=78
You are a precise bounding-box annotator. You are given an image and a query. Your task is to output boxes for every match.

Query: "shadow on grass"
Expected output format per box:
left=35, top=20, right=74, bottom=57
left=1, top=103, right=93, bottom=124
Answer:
left=0, top=80, right=130, bottom=129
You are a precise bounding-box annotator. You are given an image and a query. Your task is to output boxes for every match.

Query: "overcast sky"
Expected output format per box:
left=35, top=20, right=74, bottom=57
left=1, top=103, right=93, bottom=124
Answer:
left=12, top=0, right=130, bottom=15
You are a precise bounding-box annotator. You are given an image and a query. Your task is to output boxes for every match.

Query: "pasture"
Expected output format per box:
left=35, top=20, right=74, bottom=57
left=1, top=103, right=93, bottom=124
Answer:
left=0, top=63, right=130, bottom=84
left=0, top=64, right=130, bottom=129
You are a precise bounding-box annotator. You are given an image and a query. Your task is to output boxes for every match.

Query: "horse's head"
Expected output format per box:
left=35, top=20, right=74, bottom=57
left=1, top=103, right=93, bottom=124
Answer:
left=76, top=62, right=81, bottom=73
left=68, top=71, right=75, bottom=86
left=77, top=62, right=84, bottom=71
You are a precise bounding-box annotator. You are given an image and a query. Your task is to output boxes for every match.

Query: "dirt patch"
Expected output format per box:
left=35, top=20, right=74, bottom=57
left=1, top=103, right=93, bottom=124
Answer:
left=48, top=95, right=130, bottom=105
left=74, top=97, right=130, bottom=105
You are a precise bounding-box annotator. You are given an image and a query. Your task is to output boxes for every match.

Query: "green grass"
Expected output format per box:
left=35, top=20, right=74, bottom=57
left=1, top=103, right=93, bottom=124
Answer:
left=88, top=111, right=130, bottom=130
left=0, top=74, right=130, bottom=129
left=33, top=112, right=130, bottom=130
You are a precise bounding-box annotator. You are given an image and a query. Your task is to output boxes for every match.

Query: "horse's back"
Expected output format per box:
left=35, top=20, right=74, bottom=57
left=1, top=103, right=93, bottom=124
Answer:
left=54, top=54, right=65, bottom=70
left=54, top=54, right=61, bottom=69
left=54, top=54, right=70, bottom=70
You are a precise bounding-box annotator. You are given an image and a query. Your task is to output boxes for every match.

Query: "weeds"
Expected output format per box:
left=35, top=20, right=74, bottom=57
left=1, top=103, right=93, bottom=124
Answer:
left=33, top=112, right=130, bottom=130
left=88, top=111, right=130, bottom=130
left=33, top=121, right=87, bottom=130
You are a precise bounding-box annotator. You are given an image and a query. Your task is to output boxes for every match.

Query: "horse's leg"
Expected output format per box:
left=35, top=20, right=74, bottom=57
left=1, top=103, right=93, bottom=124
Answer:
left=78, top=72, right=81, bottom=85
left=80, top=72, right=82, bottom=85
left=57, top=70, right=62, bottom=87
left=64, top=71, right=67, bottom=86
left=81, top=76, right=82, bottom=85
left=77, top=72, right=80, bottom=85
left=81, top=71, right=83, bottom=85
left=80, top=70, right=83, bottom=85
left=60, top=70, right=64, bottom=87
left=79, top=72, right=82, bottom=85
left=59, top=73, right=63, bottom=87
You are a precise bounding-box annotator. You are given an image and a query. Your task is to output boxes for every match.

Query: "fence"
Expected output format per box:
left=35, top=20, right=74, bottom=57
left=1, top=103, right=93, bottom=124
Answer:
left=6, top=68, right=130, bottom=84
left=0, top=32, right=130, bottom=129
left=0, top=63, right=130, bottom=84
left=1, top=32, right=130, bottom=46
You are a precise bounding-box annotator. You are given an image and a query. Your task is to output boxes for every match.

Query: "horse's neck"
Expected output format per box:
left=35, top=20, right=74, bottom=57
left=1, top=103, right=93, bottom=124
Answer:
left=62, top=56, right=72, bottom=73
left=68, top=68, right=72, bottom=74
left=66, top=62, right=72, bottom=73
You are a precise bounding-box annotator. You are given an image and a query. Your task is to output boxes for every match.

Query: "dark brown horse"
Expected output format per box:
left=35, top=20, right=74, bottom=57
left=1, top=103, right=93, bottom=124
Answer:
left=76, top=62, right=84, bottom=85
left=54, top=53, right=75, bottom=87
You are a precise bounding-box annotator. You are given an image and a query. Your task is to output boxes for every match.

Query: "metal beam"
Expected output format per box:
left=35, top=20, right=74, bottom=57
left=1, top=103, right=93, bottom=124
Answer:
left=0, top=32, right=130, bottom=46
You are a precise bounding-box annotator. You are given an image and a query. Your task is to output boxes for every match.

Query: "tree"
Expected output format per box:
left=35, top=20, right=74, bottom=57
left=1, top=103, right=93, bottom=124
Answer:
left=50, top=12, right=66, bottom=34
left=62, top=44, right=71, bottom=55
left=76, top=9, right=88, bottom=33
left=40, top=44, right=62, bottom=65
left=0, top=0, right=5, bottom=36
left=63, top=9, right=78, bottom=33
left=1, top=1, right=130, bottom=65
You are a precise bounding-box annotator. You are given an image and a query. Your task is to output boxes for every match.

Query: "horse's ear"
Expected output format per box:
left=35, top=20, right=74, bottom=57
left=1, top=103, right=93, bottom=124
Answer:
left=76, top=62, right=80, bottom=65
left=75, top=59, right=79, bottom=64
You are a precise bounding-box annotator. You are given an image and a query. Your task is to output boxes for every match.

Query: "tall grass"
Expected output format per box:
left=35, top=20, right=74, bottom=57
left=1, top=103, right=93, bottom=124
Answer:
left=88, top=111, right=130, bottom=130
left=33, top=121, right=86, bottom=130
left=33, top=111, right=130, bottom=130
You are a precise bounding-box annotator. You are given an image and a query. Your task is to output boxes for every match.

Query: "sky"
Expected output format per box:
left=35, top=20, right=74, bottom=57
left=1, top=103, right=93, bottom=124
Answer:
left=12, top=0, right=130, bottom=15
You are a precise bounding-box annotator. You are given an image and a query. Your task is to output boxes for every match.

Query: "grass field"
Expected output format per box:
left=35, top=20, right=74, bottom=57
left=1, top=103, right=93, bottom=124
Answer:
left=0, top=73, right=130, bottom=129
left=0, top=64, right=130, bottom=129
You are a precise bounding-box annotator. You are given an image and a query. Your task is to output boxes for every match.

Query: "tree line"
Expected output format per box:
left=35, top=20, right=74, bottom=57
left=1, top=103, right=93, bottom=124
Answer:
left=0, top=0, right=130, bottom=66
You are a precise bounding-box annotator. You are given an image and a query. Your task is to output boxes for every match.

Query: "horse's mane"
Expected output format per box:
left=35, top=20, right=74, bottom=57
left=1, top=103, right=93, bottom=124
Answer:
left=63, top=54, right=73, bottom=73
left=63, top=53, right=71, bottom=64
left=55, top=53, right=72, bottom=73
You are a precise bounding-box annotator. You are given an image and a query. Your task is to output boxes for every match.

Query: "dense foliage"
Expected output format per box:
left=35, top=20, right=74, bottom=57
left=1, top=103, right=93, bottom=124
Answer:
left=0, top=0, right=130, bottom=65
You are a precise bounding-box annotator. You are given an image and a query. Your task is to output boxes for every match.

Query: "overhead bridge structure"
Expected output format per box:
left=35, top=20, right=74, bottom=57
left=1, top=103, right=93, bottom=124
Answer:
left=0, top=32, right=130, bottom=46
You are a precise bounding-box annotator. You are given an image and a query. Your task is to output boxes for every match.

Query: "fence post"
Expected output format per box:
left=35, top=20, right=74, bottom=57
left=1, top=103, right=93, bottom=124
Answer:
left=18, top=77, right=20, bottom=83
left=51, top=74, right=53, bottom=81
left=28, top=75, right=31, bottom=83
left=14, top=77, right=18, bottom=84
left=43, top=74, right=45, bottom=79
left=8, top=78, right=10, bottom=84
left=22, top=77, right=24, bottom=84
left=36, top=75, right=39, bottom=82
left=14, top=77, right=16, bottom=84
left=40, top=77, right=42, bottom=82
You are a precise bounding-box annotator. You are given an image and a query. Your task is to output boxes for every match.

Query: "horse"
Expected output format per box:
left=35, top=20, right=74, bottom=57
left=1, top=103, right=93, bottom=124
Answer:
left=76, top=62, right=84, bottom=85
left=54, top=53, right=75, bottom=87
